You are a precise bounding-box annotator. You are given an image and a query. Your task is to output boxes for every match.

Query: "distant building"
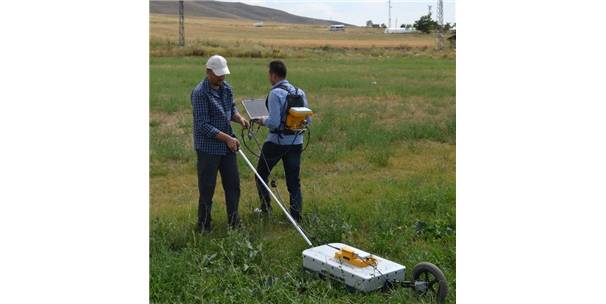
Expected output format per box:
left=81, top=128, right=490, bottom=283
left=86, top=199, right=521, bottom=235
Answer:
left=254, top=21, right=264, bottom=27
left=329, top=24, right=345, bottom=32
left=448, top=33, right=456, bottom=48
left=384, top=28, right=412, bottom=34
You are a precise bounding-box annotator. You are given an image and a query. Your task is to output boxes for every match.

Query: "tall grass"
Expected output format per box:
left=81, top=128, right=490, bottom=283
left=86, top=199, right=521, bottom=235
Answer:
left=150, top=54, right=456, bottom=303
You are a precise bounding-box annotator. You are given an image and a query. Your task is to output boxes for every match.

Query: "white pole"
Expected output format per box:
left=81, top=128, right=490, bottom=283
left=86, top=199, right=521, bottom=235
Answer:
left=238, top=149, right=313, bottom=247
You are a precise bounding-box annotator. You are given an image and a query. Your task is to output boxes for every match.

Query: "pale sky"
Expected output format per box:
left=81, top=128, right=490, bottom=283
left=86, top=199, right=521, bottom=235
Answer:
left=219, top=0, right=455, bottom=27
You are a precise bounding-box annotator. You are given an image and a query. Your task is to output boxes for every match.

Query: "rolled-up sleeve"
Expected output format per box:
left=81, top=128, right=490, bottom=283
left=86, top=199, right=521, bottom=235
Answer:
left=192, top=89, right=220, bottom=138
left=230, top=95, right=238, bottom=120
left=264, top=90, right=283, bottom=130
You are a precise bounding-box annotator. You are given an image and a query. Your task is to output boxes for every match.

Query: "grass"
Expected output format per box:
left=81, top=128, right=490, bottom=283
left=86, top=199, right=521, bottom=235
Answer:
left=150, top=16, right=455, bottom=304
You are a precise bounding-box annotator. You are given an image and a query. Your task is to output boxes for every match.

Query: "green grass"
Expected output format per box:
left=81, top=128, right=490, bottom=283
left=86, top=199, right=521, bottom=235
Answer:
left=150, top=54, right=455, bottom=303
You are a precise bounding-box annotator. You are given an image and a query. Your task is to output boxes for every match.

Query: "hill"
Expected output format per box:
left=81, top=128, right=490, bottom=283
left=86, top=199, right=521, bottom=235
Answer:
left=150, top=0, right=351, bottom=25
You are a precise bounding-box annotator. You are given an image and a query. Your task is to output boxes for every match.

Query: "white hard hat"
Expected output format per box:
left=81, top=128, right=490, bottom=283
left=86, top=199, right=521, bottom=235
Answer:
left=206, top=55, right=230, bottom=76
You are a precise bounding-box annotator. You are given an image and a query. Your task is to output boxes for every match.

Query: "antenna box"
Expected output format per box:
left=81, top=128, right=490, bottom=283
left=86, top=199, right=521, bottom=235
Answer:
left=302, top=243, right=406, bottom=292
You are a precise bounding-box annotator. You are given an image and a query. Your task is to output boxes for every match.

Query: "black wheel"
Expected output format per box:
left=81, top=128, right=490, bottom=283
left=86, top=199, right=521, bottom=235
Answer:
left=411, top=262, right=448, bottom=304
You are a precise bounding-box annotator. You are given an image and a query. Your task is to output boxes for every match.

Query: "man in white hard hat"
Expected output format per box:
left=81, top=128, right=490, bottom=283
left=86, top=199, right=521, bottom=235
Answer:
left=191, top=55, right=250, bottom=233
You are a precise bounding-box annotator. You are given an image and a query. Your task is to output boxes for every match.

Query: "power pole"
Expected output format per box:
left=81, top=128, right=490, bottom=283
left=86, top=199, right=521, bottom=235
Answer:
left=178, top=0, right=185, bottom=47
left=388, top=0, right=392, bottom=29
left=436, top=0, right=444, bottom=50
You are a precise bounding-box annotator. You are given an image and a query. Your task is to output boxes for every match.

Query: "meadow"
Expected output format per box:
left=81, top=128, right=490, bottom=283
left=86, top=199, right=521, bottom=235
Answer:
left=150, top=15, right=452, bottom=58
left=150, top=15, right=455, bottom=304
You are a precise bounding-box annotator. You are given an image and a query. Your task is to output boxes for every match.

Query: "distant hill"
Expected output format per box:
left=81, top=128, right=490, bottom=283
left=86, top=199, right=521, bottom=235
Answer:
left=150, top=0, right=351, bottom=26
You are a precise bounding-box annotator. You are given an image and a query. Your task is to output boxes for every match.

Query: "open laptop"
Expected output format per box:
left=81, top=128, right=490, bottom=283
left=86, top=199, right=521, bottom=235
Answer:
left=241, top=99, right=269, bottom=120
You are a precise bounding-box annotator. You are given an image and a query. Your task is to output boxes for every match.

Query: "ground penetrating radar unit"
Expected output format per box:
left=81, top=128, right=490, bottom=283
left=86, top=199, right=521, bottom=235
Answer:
left=303, top=243, right=406, bottom=292
left=239, top=99, right=448, bottom=303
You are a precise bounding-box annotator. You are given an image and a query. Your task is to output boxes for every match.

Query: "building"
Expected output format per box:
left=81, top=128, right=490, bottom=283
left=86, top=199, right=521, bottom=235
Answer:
left=329, top=24, right=345, bottom=32
left=384, top=28, right=412, bottom=34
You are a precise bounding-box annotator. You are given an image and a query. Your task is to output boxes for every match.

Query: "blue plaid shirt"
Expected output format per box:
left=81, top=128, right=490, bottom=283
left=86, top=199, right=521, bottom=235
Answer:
left=191, top=78, right=238, bottom=155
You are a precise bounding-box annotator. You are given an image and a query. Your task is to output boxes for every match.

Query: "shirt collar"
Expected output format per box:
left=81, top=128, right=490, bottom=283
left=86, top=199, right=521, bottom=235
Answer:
left=271, top=79, right=289, bottom=89
left=204, top=77, right=223, bottom=93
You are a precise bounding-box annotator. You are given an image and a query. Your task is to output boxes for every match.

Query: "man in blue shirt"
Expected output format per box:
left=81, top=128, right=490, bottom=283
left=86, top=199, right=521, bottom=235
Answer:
left=191, top=55, right=250, bottom=232
left=254, top=60, right=310, bottom=222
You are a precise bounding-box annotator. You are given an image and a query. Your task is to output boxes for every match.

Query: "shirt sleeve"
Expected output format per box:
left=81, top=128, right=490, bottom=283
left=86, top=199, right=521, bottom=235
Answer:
left=263, top=90, right=283, bottom=130
left=229, top=86, right=238, bottom=115
left=192, top=89, right=221, bottom=138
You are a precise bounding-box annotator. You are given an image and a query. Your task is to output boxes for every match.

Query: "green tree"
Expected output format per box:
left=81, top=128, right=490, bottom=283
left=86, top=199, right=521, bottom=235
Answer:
left=414, top=13, right=438, bottom=34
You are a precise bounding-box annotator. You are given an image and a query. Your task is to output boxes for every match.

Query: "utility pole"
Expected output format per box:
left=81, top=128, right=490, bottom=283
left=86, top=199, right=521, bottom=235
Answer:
left=436, top=0, right=444, bottom=50
left=388, top=0, right=392, bottom=29
left=178, top=0, right=185, bottom=47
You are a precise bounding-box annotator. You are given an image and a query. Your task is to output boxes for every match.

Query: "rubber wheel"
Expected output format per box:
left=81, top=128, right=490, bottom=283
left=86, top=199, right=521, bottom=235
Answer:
left=411, top=262, right=448, bottom=304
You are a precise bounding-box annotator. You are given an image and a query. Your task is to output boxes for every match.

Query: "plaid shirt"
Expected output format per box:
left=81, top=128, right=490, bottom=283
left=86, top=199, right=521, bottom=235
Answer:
left=191, top=78, right=238, bottom=155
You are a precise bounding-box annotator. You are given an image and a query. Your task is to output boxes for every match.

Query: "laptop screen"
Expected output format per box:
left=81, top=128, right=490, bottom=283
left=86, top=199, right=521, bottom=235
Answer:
left=241, top=99, right=269, bottom=119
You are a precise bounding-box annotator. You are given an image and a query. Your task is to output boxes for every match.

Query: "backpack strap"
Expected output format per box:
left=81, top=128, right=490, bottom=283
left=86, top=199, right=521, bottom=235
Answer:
left=265, top=83, right=299, bottom=135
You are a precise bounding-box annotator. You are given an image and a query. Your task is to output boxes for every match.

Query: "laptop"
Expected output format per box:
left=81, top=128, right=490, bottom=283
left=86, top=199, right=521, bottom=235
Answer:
left=241, top=99, right=269, bottom=119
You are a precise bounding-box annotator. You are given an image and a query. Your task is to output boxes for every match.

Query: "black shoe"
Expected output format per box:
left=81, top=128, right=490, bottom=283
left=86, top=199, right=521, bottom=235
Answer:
left=291, top=212, right=302, bottom=223
left=254, top=207, right=271, bottom=216
left=228, top=222, right=241, bottom=230
left=196, top=223, right=211, bottom=233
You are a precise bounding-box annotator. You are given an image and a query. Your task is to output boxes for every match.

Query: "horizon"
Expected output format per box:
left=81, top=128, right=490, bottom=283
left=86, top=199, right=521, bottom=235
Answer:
left=178, top=0, right=456, bottom=27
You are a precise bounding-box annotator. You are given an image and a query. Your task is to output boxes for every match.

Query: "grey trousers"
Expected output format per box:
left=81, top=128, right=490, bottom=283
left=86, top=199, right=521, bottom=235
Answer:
left=196, top=150, right=240, bottom=229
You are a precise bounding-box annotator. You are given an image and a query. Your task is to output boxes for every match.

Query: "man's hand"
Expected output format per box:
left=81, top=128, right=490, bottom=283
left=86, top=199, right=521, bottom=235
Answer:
left=233, top=113, right=250, bottom=129
left=252, top=116, right=267, bottom=126
left=226, top=137, right=240, bottom=152
left=239, top=117, right=250, bottom=129
left=216, top=132, right=241, bottom=152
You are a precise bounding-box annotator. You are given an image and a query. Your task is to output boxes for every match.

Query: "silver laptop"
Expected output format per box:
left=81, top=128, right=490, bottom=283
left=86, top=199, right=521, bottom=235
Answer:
left=241, top=99, right=269, bottom=119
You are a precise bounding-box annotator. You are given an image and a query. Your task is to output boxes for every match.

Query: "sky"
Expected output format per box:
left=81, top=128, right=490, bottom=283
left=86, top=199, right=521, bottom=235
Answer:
left=219, top=0, right=455, bottom=27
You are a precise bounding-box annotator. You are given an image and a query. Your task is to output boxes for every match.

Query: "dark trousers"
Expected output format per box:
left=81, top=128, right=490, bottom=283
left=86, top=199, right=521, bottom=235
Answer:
left=196, top=150, right=240, bottom=229
left=255, top=142, right=303, bottom=221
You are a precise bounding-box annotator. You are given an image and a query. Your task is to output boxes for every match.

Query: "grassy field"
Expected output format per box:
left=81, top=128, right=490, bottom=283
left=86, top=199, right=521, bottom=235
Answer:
left=150, top=15, right=451, bottom=58
left=150, top=16, right=455, bottom=304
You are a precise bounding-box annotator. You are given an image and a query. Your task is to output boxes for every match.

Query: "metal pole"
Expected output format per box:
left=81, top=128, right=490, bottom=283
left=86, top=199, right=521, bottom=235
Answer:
left=238, top=149, right=313, bottom=247
left=436, top=0, right=444, bottom=50
left=388, top=0, right=392, bottom=29
left=178, top=0, right=185, bottom=47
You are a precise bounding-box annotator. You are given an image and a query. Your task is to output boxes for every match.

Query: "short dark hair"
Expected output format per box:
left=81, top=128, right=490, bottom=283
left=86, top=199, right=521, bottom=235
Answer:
left=269, top=60, right=287, bottom=78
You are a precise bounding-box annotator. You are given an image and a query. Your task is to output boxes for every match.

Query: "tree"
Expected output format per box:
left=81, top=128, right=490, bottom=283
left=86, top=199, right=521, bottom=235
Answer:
left=443, top=22, right=452, bottom=31
left=366, top=20, right=374, bottom=27
left=380, top=23, right=387, bottom=28
left=413, top=13, right=438, bottom=34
